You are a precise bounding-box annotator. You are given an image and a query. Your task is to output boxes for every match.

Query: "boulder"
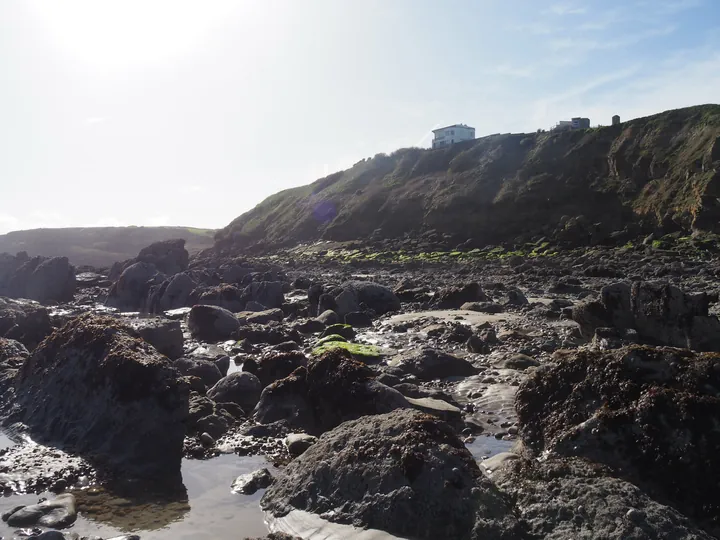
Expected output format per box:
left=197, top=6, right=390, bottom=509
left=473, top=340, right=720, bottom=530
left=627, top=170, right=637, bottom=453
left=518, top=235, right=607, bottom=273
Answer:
left=434, top=283, right=488, bottom=309
left=192, top=284, right=245, bottom=313
left=106, top=262, right=164, bottom=311
left=2, top=493, right=77, bottom=528
left=284, top=433, right=317, bottom=457
left=316, top=310, right=339, bottom=325
left=334, top=281, right=401, bottom=317
left=242, top=308, right=284, bottom=325
left=495, top=353, right=539, bottom=371
left=214, top=355, right=231, bottom=376
left=188, top=305, right=240, bottom=342
left=319, top=323, right=355, bottom=340
left=207, top=371, right=263, bottom=412
left=389, top=347, right=477, bottom=380
left=231, top=468, right=273, bottom=495
left=174, top=357, right=223, bottom=388
left=242, top=351, right=307, bottom=388
left=0, top=297, right=53, bottom=350
left=148, top=272, right=197, bottom=313
left=516, top=345, right=720, bottom=530
left=0, top=255, right=76, bottom=304
left=253, top=350, right=409, bottom=435
left=461, top=302, right=504, bottom=314
left=261, top=409, right=523, bottom=539
left=136, top=238, right=189, bottom=275
left=243, top=281, right=285, bottom=309
left=344, top=311, right=373, bottom=327
left=572, top=281, right=720, bottom=351
left=292, top=318, right=326, bottom=334
left=6, top=314, right=188, bottom=478
left=129, top=317, right=184, bottom=359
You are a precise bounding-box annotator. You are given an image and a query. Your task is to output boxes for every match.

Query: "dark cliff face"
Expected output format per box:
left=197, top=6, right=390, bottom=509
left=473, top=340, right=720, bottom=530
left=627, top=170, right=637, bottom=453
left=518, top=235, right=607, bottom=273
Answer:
left=216, top=104, right=720, bottom=252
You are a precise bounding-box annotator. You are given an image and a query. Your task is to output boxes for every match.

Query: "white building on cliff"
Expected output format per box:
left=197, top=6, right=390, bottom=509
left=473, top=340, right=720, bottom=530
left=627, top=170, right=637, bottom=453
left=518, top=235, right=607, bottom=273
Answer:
left=432, top=124, right=475, bottom=148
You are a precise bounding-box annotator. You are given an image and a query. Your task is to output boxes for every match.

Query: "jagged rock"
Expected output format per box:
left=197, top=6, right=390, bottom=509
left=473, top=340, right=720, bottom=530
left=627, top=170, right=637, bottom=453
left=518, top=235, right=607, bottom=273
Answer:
left=106, top=262, right=164, bottom=311
left=5, top=314, right=189, bottom=478
left=572, top=281, right=720, bottom=351
left=232, top=468, right=273, bottom=495
left=0, top=255, right=76, bottom=304
left=207, top=371, right=262, bottom=412
left=389, top=347, right=477, bottom=380
left=0, top=297, right=53, bottom=350
left=253, top=350, right=409, bottom=435
left=434, top=283, right=488, bottom=309
left=0, top=337, right=29, bottom=363
left=2, top=493, right=77, bottom=528
left=187, top=304, right=240, bottom=341
left=174, top=357, right=223, bottom=388
left=128, top=317, right=184, bottom=359
left=242, top=351, right=307, bottom=388
left=148, top=272, right=197, bottom=313
left=261, top=409, right=524, bottom=539
left=502, top=288, right=529, bottom=306
left=516, top=345, right=720, bottom=531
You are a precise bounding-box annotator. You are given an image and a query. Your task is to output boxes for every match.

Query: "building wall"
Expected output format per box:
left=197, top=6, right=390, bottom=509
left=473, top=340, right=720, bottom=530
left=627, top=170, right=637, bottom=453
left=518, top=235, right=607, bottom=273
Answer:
left=432, top=125, right=475, bottom=148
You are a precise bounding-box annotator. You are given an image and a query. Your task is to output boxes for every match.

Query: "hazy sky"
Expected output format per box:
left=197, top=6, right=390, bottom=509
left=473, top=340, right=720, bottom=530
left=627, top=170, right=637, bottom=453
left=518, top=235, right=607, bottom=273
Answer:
left=1, top=0, right=719, bottom=234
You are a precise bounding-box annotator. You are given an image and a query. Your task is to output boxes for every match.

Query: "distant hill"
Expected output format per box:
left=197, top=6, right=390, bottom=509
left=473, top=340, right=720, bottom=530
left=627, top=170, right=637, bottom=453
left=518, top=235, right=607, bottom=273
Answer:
left=215, top=104, right=720, bottom=252
left=0, top=226, right=215, bottom=268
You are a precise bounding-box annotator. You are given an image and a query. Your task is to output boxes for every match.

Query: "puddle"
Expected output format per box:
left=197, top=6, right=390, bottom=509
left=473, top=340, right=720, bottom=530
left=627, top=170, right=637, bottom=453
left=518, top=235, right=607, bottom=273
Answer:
left=465, top=436, right=514, bottom=462
left=0, top=432, right=15, bottom=451
left=0, top=453, right=272, bottom=539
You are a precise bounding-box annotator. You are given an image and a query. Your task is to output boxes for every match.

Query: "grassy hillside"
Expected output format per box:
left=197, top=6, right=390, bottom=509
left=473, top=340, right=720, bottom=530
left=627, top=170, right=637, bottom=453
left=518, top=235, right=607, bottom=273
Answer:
left=0, top=226, right=215, bottom=268
left=216, top=104, right=720, bottom=252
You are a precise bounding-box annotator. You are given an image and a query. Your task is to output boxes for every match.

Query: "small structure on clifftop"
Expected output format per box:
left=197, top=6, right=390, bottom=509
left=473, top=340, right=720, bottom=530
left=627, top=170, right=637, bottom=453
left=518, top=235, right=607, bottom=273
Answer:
left=612, top=114, right=621, bottom=125
left=432, top=124, right=475, bottom=148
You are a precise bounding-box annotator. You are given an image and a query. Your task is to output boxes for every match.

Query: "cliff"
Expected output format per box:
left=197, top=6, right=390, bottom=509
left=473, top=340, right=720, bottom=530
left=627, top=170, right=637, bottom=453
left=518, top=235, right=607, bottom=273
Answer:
left=217, top=104, right=720, bottom=252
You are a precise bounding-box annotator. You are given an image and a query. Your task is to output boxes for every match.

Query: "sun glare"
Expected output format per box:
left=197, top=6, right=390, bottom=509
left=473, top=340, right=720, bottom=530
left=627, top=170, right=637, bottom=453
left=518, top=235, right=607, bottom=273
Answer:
left=25, top=0, right=256, bottom=71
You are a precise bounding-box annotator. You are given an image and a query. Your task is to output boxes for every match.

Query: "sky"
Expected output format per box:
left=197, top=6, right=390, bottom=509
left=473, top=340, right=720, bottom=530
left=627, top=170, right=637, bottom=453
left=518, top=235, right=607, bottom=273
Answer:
left=1, top=0, right=719, bottom=234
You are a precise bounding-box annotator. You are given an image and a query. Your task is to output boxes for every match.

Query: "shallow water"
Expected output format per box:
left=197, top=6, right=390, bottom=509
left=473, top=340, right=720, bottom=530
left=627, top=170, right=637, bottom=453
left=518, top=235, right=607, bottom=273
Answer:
left=0, top=453, right=272, bottom=539
left=0, top=432, right=14, bottom=451
left=465, top=436, right=514, bottom=461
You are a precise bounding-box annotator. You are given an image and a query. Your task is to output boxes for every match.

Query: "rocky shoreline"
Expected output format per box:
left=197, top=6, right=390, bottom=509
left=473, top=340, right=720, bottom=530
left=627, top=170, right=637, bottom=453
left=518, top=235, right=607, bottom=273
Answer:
left=1, top=237, right=720, bottom=539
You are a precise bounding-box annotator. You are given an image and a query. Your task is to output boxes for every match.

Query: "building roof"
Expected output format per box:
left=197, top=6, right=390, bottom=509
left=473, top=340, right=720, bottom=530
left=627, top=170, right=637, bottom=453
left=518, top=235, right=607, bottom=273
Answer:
left=432, top=124, right=475, bottom=133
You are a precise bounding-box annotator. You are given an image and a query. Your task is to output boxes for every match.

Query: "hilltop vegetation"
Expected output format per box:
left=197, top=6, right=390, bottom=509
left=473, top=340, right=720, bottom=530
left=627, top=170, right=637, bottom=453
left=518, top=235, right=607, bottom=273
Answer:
left=0, top=226, right=215, bottom=268
left=216, top=104, right=720, bottom=253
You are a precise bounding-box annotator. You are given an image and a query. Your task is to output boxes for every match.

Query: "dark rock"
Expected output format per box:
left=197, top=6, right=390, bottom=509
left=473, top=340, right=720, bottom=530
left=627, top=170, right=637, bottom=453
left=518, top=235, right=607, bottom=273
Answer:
left=187, top=305, right=240, bottom=342
left=243, top=308, right=284, bottom=325
left=390, top=347, right=477, bottom=380
left=136, top=238, right=189, bottom=275
left=107, top=262, right=164, bottom=311
left=253, top=350, right=409, bottom=435
left=316, top=309, right=339, bottom=325
left=495, top=353, right=539, bottom=371
left=434, top=282, right=488, bottom=309
left=174, top=358, right=223, bottom=388
left=503, top=288, right=529, bottom=306
left=572, top=281, right=720, bottom=351
left=461, top=302, right=504, bottom=314
left=0, top=255, right=76, bottom=304
left=0, top=297, right=53, bottom=351
left=129, top=317, right=184, bottom=359
left=335, top=281, right=401, bottom=317
left=2, top=493, right=77, bottom=528
left=6, top=314, right=189, bottom=479
left=466, top=335, right=490, bottom=354
left=207, top=371, right=262, bottom=412
left=196, top=413, right=229, bottom=439
left=516, top=345, right=720, bottom=530
left=273, top=341, right=300, bottom=352
left=344, top=311, right=373, bottom=327
left=214, top=355, right=231, bottom=376
left=148, top=272, right=197, bottom=313
left=292, top=318, right=326, bottom=334
left=243, top=281, right=285, bottom=309
left=261, top=409, right=523, bottom=539
left=242, top=352, right=307, bottom=388
left=192, top=284, right=245, bottom=312
left=232, top=468, right=273, bottom=495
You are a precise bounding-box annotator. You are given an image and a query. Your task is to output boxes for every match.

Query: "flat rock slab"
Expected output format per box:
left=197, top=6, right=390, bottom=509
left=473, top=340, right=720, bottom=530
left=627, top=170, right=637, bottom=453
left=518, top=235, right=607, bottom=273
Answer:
left=386, top=310, right=514, bottom=327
